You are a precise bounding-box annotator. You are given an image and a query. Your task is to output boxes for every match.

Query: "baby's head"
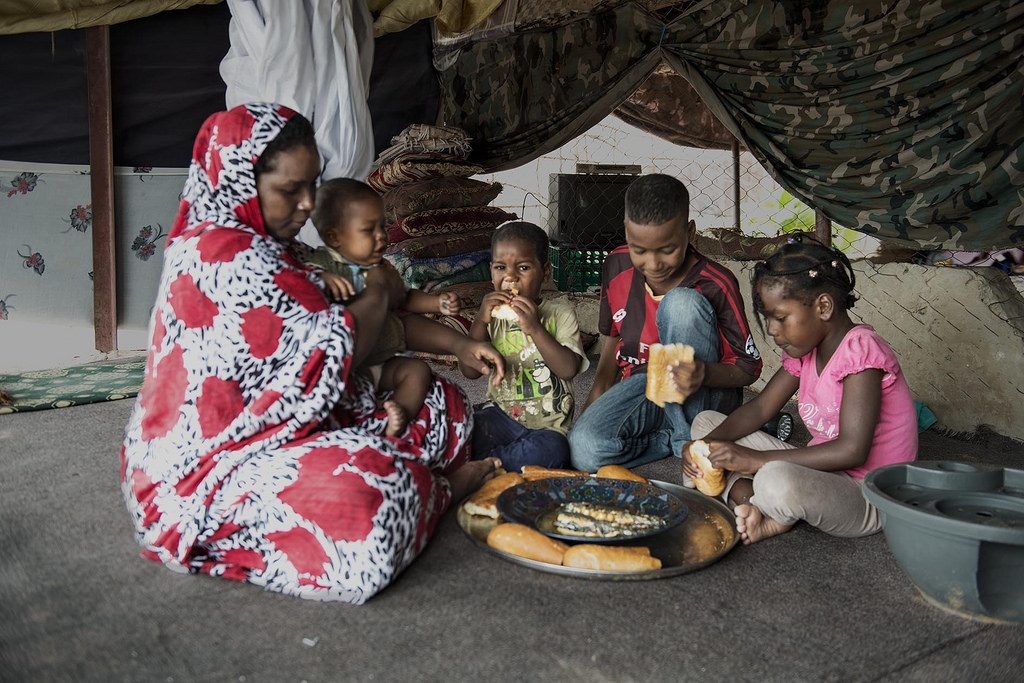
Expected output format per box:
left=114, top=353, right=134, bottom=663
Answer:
left=490, top=221, right=550, bottom=300
left=751, top=238, right=857, bottom=356
left=623, top=174, right=696, bottom=288
left=311, top=178, right=386, bottom=266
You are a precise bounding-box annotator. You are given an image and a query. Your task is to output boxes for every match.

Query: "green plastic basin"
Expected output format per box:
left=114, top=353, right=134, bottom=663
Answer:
left=864, top=461, right=1024, bottom=623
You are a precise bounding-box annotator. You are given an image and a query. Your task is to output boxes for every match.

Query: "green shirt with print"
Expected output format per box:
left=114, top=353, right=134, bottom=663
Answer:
left=486, top=298, right=589, bottom=435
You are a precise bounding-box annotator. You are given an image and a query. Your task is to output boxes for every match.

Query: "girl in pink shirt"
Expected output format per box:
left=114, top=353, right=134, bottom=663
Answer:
left=683, top=239, right=917, bottom=544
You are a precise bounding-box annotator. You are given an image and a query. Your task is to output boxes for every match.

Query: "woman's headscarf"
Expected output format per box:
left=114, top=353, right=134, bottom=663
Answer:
left=169, top=102, right=297, bottom=241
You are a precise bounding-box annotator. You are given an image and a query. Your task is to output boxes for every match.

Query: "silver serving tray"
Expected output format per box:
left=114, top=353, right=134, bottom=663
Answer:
left=457, top=479, right=738, bottom=580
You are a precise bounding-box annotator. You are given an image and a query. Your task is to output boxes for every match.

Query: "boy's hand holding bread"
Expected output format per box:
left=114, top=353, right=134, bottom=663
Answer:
left=645, top=343, right=704, bottom=407
left=480, top=290, right=512, bottom=323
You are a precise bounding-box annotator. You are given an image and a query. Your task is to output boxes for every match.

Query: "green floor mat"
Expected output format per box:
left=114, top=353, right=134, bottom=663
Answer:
left=0, top=358, right=145, bottom=414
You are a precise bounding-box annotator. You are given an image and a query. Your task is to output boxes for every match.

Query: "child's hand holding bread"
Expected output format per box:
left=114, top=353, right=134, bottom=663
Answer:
left=646, top=343, right=704, bottom=406
left=685, top=440, right=726, bottom=497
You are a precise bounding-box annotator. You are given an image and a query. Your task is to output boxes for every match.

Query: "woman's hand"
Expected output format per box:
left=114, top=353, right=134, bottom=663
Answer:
left=669, top=359, right=705, bottom=398
left=509, top=295, right=541, bottom=336
left=438, top=291, right=461, bottom=315
left=706, top=440, right=763, bottom=475
left=319, top=271, right=356, bottom=302
left=455, top=339, right=506, bottom=386
left=477, top=291, right=510, bottom=325
left=365, top=261, right=405, bottom=308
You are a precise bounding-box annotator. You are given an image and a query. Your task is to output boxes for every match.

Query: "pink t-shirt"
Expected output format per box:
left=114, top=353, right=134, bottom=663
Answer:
left=781, top=325, right=917, bottom=479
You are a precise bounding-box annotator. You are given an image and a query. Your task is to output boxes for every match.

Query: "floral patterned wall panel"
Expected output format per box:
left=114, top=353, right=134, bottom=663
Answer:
left=0, top=162, right=185, bottom=331
left=114, top=169, right=186, bottom=328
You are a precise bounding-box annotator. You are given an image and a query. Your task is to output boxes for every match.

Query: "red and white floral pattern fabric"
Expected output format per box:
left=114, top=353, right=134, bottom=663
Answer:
left=121, top=103, right=472, bottom=604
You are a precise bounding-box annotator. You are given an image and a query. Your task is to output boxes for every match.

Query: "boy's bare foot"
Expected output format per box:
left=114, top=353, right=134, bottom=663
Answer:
left=383, top=400, right=407, bottom=437
left=734, top=503, right=793, bottom=545
left=446, top=457, right=502, bottom=501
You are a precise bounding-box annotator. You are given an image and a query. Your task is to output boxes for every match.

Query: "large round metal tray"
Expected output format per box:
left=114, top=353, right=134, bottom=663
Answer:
left=457, top=479, right=738, bottom=580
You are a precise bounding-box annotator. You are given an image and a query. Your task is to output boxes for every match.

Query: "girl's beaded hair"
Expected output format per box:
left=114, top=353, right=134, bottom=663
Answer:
left=751, top=235, right=857, bottom=327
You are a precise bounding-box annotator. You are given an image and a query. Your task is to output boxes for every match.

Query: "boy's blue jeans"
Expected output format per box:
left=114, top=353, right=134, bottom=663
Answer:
left=569, top=287, right=726, bottom=471
left=471, top=403, right=571, bottom=473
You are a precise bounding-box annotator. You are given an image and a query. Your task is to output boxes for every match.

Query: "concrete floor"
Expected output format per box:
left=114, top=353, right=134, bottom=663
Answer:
left=1, top=367, right=1022, bottom=681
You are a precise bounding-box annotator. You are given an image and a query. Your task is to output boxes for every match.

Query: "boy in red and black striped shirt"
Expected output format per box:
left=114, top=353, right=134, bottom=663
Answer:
left=569, top=174, right=762, bottom=473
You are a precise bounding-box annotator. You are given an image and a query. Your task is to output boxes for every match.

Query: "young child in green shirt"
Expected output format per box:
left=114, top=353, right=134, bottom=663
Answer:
left=464, top=222, right=589, bottom=471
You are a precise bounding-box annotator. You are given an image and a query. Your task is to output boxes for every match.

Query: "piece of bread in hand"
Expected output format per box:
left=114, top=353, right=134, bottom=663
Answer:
left=487, top=523, right=569, bottom=564
left=595, top=465, right=649, bottom=485
left=491, top=286, right=520, bottom=321
left=645, top=343, right=695, bottom=407
left=520, top=466, right=586, bottom=481
left=688, top=439, right=726, bottom=496
left=463, top=472, right=525, bottom=518
left=562, top=544, right=662, bottom=572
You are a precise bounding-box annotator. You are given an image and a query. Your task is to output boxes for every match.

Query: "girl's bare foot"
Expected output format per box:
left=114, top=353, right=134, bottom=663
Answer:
left=728, top=478, right=754, bottom=509
left=383, top=400, right=407, bottom=437
left=734, top=503, right=793, bottom=545
left=446, top=457, right=502, bottom=501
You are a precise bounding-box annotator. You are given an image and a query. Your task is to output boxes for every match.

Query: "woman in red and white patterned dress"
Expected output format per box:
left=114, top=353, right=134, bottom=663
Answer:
left=121, top=103, right=499, bottom=604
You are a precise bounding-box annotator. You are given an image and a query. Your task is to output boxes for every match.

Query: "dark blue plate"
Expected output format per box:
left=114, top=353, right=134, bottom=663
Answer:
left=496, top=477, right=687, bottom=543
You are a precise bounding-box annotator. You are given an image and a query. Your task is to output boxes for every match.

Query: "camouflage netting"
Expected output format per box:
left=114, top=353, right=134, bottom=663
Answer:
left=437, top=1, right=1024, bottom=250
left=614, top=63, right=737, bottom=151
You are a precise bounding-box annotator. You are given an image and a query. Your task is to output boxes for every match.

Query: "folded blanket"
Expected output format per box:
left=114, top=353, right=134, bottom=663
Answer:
left=374, top=124, right=473, bottom=167
left=383, top=177, right=502, bottom=223
left=385, top=250, right=491, bottom=289
left=367, top=152, right=483, bottom=192
left=388, top=205, right=516, bottom=243
left=421, top=261, right=494, bottom=291
left=385, top=229, right=495, bottom=261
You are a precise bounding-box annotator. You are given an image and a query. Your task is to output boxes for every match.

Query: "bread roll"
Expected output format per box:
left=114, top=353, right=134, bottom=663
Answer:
left=645, top=343, right=695, bottom=407
left=562, top=544, right=662, bottom=572
left=486, top=523, right=569, bottom=564
left=491, top=286, right=520, bottom=321
left=520, top=466, right=586, bottom=481
left=595, top=465, right=649, bottom=485
left=463, top=472, right=525, bottom=518
left=689, top=439, right=725, bottom=496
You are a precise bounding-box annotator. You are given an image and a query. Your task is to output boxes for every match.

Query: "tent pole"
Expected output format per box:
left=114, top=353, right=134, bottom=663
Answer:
left=86, top=26, right=117, bottom=352
left=732, top=139, right=740, bottom=231
left=814, top=209, right=832, bottom=246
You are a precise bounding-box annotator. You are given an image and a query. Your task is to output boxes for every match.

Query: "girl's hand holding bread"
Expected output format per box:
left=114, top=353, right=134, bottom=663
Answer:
left=706, top=440, right=763, bottom=476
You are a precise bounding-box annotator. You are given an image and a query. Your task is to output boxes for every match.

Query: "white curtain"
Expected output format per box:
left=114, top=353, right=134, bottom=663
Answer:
left=221, top=0, right=375, bottom=245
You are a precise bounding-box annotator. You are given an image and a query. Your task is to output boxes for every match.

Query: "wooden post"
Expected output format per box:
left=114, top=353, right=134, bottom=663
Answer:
left=732, top=139, right=741, bottom=231
left=86, top=26, right=117, bottom=352
left=814, top=209, right=832, bottom=246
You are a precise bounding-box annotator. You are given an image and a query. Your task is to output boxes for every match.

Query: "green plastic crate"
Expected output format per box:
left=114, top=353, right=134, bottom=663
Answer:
left=549, top=244, right=609, bottom=292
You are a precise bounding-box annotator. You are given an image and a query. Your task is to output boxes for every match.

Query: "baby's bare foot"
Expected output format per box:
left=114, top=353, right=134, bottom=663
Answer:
left=383, top=400, right=407, bottom=437
left=446, top=457, right=502, bottom=501
left=734, top=503, right=793, bottom=545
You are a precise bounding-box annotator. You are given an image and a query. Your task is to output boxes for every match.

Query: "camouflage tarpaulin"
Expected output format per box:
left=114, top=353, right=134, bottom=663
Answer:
left=614, top=63, right=737, bottom=150
left=438, top=1, right=1024, bottom=250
